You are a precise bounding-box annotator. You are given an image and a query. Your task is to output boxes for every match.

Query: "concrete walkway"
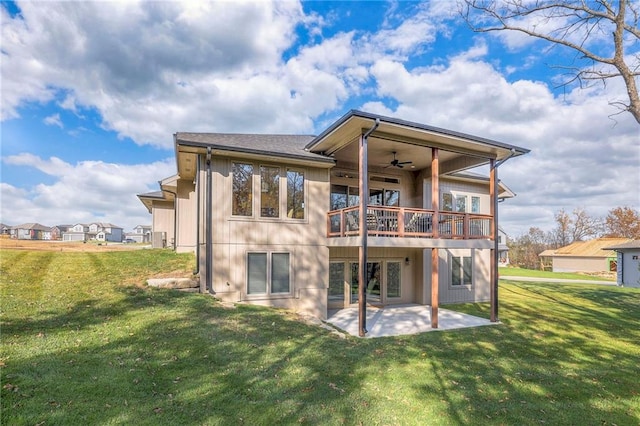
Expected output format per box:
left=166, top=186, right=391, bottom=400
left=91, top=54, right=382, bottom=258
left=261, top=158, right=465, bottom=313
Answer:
left=500, top=276, right=616, bottom=285
left=326, top=304, right=496, bottom=338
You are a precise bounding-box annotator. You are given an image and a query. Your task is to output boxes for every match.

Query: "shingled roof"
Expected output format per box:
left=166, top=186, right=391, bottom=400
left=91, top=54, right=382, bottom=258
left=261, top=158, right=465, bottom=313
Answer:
left=175, top=133, right=334, bottom=164
left=540, top=238, right=631, bottom=258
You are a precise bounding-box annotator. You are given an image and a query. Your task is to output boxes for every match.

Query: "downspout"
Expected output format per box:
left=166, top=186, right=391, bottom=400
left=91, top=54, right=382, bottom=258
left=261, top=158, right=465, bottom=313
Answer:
left=491, top=148, right=516, bottom=322
left=193, top=158, right=200, bottom=275
left=205, top=147, right=213, bottom=294
left=358, top=118, right=380, bottom=337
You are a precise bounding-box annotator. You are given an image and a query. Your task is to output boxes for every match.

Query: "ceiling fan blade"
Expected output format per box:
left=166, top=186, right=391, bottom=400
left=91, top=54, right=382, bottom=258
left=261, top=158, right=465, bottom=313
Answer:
left=398, top=161, right=412, bottom=165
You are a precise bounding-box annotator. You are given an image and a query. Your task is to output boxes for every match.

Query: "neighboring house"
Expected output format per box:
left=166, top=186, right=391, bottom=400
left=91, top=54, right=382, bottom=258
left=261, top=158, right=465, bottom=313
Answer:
left=497, top=227, right=510, bottom=266
left=139, top=110, right=529, bottom=326
left=51, top=224, right=72, bottom=240
left=603, top=240, right=640, bottom=288
left=12, top=223, right=51, bottom=240
left=90, top=222, right=124, bottom=242
left=61, top=222, right=123, bottom=242
left=539, top=237, right=631, bottom=273
left=63, top=223, right=92, bottom=241
left=124, top=225, right=152, bottom=243
left=0, top=223, right=11, bottom=235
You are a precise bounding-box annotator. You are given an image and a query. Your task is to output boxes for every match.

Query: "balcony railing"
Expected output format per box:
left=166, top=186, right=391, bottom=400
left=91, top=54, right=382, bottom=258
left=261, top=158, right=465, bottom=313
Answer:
left=327, top=206, right=493, bottom=239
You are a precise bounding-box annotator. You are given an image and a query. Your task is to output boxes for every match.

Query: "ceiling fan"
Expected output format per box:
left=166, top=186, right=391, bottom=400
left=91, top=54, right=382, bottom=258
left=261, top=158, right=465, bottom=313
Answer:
left=385, top=151, right=413, bottom=168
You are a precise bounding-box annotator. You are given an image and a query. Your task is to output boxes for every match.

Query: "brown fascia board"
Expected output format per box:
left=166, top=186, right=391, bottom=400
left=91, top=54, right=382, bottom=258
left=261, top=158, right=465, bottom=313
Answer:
left=306, top=110, right=530, bottom=159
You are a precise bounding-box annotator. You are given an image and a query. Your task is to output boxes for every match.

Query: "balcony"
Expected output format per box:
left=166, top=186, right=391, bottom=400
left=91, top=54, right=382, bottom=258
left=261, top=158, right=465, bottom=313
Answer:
left=327, top=206, right=493, bottom=240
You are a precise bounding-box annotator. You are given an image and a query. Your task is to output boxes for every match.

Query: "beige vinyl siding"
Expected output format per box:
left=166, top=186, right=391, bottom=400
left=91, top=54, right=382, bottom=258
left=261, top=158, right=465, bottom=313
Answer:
left=175, top=179, right=197, bottom=253
left=552, top=256, right=609, bottom=273
left=152, top=201, right=174, bottom=247
left=422, top=248, right=491, bottom=304
left=202, top=156, right=330, bottom=318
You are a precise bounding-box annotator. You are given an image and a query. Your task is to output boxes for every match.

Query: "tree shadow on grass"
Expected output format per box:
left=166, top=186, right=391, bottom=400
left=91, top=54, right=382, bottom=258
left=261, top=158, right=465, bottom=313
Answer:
left=2, top=283, right=640, bottom=425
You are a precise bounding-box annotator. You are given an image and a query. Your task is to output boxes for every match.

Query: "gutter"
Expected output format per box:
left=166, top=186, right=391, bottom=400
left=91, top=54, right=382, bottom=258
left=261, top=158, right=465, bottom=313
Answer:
left=193, top=158, right=200, bottom=275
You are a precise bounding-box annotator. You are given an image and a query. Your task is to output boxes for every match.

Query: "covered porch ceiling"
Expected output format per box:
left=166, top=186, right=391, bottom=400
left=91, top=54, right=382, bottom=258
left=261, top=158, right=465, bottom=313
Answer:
left=308, top=110, right=529, bottom=173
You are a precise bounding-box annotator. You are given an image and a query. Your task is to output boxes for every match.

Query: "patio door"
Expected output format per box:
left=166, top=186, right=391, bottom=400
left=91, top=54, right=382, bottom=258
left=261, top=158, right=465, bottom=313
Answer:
left=329, top=260, right=402, bottom=307
left=350, top=262, right=381, bottom=304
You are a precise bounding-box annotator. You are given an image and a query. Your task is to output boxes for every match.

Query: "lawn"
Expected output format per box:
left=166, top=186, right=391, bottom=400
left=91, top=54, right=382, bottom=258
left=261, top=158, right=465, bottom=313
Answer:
left=2, top=249, right=639, bottom=425
left=499, top=266, right=615, bottom=281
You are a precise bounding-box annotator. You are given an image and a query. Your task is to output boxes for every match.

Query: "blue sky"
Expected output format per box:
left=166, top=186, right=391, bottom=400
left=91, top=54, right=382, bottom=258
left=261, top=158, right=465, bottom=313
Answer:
left=1, top=0, right=638, bottom=236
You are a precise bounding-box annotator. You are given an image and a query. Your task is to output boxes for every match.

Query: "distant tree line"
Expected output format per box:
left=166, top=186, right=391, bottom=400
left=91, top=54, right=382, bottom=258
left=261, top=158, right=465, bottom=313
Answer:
left=508, top=206, right=640, bottom=270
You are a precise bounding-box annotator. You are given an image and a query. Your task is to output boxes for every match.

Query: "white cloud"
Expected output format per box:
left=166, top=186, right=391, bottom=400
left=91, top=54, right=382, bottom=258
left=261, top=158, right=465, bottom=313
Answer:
left=1, top=0, right=638, bottom=238
left=43, top=113, right=63, bottom=128
left=366, top=46, right=640, bottom=236
left=1, top=0, right=313, bottom=146
left=0, top=154, right=175, bottom=230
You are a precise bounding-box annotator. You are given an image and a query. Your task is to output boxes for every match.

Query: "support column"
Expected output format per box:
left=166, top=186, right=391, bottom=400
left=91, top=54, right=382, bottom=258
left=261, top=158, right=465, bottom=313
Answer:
left=431, top=148, right=439, bottom=328
left=358, top=133, right=369, bottom=337
left=490, top=158, right=498, bottom=322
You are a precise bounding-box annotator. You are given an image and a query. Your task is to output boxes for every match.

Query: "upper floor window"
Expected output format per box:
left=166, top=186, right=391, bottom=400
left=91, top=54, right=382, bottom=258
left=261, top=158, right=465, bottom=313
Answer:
left=232, top=162, right=306, bottom=220
left=232, top=163, right=253, bottom=216
left=442, top=193, right=453, bottom=211
left=471, top=196, right=480, bottom=213
left=287, top=169, right=305, bottom=219
left=456, top=195, right=467, bottom=213
left=260, top=166, right=280, bottom=218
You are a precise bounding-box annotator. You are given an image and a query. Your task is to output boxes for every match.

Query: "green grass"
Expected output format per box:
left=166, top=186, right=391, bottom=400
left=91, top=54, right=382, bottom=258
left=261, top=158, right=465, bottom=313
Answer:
left=2, top=249, right=639, bottom=425
left=499, top=266, right=615, bottom=281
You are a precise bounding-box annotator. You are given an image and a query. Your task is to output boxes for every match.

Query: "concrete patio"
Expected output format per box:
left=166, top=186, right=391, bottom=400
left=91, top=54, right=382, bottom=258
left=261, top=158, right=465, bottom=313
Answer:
left=326, top=304, right=497, bottom=338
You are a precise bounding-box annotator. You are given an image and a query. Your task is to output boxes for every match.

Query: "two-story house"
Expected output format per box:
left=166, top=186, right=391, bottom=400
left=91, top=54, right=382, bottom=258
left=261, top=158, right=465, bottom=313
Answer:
left=62, top=222, right=123, bottom=242
left=124, top=225, right=152, bottom=243
left=139, top=111, right=529, bottom=334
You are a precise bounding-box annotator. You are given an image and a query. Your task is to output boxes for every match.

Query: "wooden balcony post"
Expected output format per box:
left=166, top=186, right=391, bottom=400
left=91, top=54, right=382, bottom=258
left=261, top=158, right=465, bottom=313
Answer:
left=431, top=148, right=439, bottom=239
left=431, top=147, right=439, bottom=328
left=463, top=214, right=469, bottom=239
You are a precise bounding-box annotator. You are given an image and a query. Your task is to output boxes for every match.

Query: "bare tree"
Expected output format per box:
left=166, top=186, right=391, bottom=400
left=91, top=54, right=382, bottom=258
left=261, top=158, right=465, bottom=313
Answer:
left=459, top=0, right=640, bottom=124
left=604, top=206, right=640, bottom=238
left=550, top=207, right=602, bottom=246
left=552, top=208, right=572, bottom=247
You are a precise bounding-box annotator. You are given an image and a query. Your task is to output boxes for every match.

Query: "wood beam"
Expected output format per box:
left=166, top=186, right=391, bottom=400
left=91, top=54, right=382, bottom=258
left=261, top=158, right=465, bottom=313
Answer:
left=431, top=147, right=439, bottom=328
